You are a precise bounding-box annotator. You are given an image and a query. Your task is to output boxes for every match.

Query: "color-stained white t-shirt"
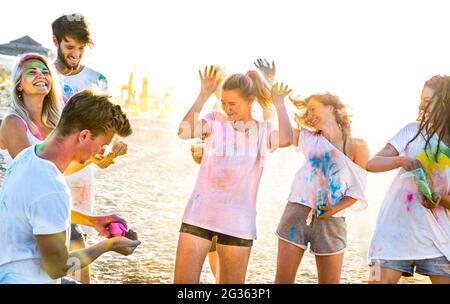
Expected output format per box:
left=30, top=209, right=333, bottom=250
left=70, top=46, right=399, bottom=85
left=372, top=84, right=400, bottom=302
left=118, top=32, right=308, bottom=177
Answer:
left=60, top=66, right=108, bottom=104
left=288, top=128, right=368, bottom=217
left=59, top=66, right=107, bottom=234
left=182, top=111, right=275, bottom=240
left=369, top=122, right=450, bottom=261
left=0, top=145, right=71, bottom=283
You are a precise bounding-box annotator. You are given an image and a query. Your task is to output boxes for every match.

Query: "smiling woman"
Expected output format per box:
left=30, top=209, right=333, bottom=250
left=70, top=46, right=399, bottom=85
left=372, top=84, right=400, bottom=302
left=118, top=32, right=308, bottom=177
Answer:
left=0, top=53, right=61, bottom=165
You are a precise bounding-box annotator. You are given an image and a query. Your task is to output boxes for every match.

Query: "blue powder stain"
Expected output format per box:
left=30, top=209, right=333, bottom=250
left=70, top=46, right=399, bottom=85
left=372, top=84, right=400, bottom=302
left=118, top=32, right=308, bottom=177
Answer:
left=289, top=225, right=296, bottom=240
left=308, top=151, right=342, bottom=205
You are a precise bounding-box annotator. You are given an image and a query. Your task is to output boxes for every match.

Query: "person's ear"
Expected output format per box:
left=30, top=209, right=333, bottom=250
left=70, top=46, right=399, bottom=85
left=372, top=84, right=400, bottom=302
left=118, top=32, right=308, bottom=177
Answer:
left=78, top=129, right=91, bottom=143
left=53, top=35, right=59, bottom=48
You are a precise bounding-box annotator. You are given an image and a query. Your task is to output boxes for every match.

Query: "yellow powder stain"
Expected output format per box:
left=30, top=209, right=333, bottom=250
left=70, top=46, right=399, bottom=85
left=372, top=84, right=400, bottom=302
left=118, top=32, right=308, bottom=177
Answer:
left=416, top=150, right=450, bottom=177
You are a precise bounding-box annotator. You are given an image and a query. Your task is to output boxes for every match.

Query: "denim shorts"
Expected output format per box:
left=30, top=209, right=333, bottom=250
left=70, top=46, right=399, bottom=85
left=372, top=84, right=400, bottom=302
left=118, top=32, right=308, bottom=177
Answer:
left=369, top=256, right=450, bottom=277
left=276, top=202, right=347, bottom=255
left=180, top=223, right=253, bottom=247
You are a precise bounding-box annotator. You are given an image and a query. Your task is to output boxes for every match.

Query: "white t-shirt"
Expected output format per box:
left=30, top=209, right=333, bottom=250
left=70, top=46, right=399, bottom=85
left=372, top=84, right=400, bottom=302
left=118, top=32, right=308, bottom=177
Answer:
left=369, top=122, right=450, bottom=261
left=182, top=111, right=275, bottom=240
left=60, top=66, right=108, bottom=104
left=0, top=145, right=71, bottom=283
left=0, top=113, right=42, bottom=166
left=59, top=66, right=107, bottom=234
left=288, top=128, right=368, bottom=217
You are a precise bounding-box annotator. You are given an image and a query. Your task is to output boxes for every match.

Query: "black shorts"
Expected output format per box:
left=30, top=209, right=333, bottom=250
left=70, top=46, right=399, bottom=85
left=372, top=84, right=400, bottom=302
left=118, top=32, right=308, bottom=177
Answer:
left=180, top=223, right=253, bottom=247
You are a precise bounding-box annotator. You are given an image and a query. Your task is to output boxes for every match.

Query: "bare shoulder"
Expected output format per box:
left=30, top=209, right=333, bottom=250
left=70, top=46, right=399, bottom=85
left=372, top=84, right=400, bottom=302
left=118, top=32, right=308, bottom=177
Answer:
left=0, top=115, right=27, bottom=148
left=0, top=115, right=27, bottom=136
left=351, top=137, right=369, bottom=152
left=349, top=137, right=369, bottom=168
left=1, top=114, right=26, bottom=128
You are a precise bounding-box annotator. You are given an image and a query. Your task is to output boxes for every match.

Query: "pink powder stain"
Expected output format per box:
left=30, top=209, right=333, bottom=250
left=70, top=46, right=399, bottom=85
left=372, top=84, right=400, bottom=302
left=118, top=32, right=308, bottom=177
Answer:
left=405, top=193, right=414, bottom=212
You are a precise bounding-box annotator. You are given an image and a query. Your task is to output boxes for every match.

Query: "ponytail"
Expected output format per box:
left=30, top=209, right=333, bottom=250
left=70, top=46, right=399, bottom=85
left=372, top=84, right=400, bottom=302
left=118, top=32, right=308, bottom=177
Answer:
left=222, top=70, right=272, bottom=110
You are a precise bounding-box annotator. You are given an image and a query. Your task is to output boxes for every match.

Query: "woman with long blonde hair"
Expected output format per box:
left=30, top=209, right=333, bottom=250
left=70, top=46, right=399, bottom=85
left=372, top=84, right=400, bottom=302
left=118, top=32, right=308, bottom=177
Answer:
left=0, top=53, right=61, bottom=163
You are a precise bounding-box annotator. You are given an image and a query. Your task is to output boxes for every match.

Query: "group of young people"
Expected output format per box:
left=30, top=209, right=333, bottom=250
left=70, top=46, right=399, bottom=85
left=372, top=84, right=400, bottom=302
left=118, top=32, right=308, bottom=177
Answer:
left=0, top=13, right=448, bottom=285
left=175, top=60, right=450, bottom=284
left=0, top=14, right=140, bottom=284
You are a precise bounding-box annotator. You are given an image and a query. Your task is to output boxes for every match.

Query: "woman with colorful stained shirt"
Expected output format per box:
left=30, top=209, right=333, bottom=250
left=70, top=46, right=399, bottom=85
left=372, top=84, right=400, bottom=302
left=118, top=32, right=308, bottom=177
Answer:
left=189, top=59, right=277, bottom=283
left=275, top=93, right=369, bottom=284
left=367, top=75, right=450, bottom=283
left=175, top=65, right=293, bottom=283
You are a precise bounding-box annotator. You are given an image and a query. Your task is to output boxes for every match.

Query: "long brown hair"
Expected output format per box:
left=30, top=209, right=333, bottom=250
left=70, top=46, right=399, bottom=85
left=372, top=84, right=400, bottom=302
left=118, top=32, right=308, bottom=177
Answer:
left=222, top=70, right=272, bottom=110
left=291, top=93, right=352, bottom=154
left=408, top=75, right=450, bottom=161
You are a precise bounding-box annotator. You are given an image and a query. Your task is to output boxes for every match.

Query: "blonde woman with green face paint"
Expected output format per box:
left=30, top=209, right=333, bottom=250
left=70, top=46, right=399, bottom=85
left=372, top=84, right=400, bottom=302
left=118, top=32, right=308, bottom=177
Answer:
left=0, top=53, right=61, bottom=162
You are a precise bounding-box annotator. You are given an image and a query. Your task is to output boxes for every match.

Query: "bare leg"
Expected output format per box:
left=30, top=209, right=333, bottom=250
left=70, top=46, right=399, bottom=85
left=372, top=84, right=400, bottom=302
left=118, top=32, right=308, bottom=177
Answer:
left=216, top=244, right=252, bottom=284
left=429, top=275, right=450, bottom=284
left=368, top=266, right=402, bottom=284
left=208, top=251, right=220, bottom=283
left=275, top=239, right=305, bottom=283
left=315, top=253, right=344, bottom=284
left=69, top=237, right=90, bottom=284
left=174, top=232, right=211, bottom=284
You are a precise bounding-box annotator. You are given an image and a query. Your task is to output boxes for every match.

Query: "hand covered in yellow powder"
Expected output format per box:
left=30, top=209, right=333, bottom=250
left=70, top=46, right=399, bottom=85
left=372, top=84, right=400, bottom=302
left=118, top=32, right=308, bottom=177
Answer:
left=271, top=82, right=292, bottom=104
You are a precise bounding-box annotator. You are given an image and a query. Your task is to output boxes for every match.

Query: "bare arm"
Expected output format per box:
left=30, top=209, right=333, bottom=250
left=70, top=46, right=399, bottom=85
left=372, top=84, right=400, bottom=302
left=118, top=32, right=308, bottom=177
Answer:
left=365, top=143, right=422, bottom=173
left=269, top=83, right=293, bottom=149
left=177, top=66, right=220, bottom=140
left=35, top=232, right=139, bottom=280
left=317, top=196, right=358, bottom=220
left=0, top=115, right=31, bottom=158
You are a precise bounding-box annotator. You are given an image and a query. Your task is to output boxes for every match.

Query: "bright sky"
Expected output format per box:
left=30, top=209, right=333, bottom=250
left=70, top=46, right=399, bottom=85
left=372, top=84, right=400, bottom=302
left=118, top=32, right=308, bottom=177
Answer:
left=2, top=0, right=450, bottom=150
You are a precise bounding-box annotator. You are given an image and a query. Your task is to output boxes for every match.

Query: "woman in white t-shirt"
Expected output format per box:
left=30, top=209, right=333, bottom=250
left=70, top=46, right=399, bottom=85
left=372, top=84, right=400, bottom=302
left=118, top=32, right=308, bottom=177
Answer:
left=175, top=66, right=293, bottom=283
left=367, top=75, right=450, bottom=284
left=275, top=93, right=369, bottom=284
left=0, top=53, right=61, bottom=162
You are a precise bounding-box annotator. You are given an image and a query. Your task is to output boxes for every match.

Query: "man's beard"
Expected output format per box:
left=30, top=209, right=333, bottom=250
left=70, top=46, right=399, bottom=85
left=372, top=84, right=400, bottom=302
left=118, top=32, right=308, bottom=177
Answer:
left=57, top=47, right=80, bottom=71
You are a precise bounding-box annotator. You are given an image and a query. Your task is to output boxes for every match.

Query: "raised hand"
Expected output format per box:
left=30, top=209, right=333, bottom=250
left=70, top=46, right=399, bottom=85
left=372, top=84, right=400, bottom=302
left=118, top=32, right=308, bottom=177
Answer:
left=254, top=58, right=276, bottom=84
left=271, top=82, right=292, bottom=104
left=199, top=65, right=221, bottom=96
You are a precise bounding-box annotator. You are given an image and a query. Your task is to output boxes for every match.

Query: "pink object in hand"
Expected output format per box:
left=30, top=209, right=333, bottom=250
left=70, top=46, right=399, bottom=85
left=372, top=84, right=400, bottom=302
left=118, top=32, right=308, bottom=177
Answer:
left=107, top=222, right=128, bottom=237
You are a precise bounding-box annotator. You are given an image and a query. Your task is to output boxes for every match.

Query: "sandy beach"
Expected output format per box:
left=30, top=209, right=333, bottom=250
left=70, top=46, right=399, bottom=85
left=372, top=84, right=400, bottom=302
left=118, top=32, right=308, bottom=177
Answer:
left=0, top=118, right=429, bottom=284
